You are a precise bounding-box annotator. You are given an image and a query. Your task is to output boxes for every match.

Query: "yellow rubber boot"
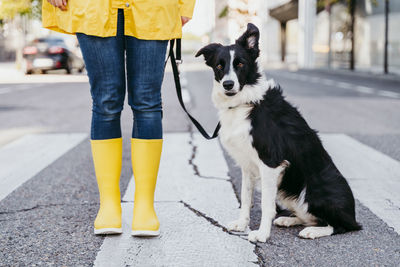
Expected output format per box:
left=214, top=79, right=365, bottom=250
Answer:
left=131, top=138, right=162, bottom=236
left=91, top=138, right=123, bottom=235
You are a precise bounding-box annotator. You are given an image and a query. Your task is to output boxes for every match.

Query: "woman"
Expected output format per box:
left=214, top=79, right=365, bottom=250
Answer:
left=42, top=0, right=195, bottom=236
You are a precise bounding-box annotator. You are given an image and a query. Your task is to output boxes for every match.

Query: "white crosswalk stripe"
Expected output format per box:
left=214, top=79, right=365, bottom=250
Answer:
left=94, top=133, right=256, bottom=267
left=0, top=87, right=12, bottom=94
left=0, top=84, right=44, bottom=95
left=275, top=72, right=400, bottom=99
left=337, top=82, right=354, bottom=89
left=356, top=85, right=375, bottom=94
left=322, top=134, right=400, bottom=234
left=0, top=133, right=87, bottom=202
left=377, top=90, right=400, bottom=99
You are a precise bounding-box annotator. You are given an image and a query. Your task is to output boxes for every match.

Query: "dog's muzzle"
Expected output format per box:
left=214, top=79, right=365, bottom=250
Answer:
left=223, top=80, right=234, bottom=90
left=223, top=80, right=237, bottom=96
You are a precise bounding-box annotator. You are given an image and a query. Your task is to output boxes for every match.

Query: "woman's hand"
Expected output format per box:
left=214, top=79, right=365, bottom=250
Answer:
left=47, top=0, right=68, bottom=11
left=181, top=16, right=191, bottom=27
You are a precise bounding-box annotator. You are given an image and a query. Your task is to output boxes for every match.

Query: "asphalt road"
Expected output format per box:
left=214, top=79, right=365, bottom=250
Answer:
left=0, top=59, right=399, bottom=266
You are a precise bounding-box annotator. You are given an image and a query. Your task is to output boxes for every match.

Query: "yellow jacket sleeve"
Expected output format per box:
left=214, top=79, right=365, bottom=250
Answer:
left=179, top=0, right=196, bottom=18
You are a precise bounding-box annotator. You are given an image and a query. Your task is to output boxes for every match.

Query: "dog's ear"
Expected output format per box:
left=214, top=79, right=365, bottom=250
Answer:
left=195, top=43, right=222, bottom=67
left=236, top=23, right=260, bottom=58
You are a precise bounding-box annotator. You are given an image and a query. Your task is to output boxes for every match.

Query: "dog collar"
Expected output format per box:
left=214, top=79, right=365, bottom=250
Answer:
left=227, top=103, right=253, bottom=110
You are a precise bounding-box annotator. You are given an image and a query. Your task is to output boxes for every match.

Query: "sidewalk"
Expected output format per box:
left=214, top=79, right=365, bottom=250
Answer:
left=0, top=62, right=88, bottom=84
left=299, top=67, right=400, bottom=86
left=264, top=61, right=400, bottom=82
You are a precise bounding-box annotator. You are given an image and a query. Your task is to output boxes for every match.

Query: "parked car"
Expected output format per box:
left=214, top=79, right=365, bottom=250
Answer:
left=22, top=37, right=85, bottom=74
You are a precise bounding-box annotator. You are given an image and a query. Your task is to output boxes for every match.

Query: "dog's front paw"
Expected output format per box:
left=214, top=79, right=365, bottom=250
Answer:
left=298, top=226, right=334, bottom=239
left=298, top=227, right=319, bottom=239
left=227, top=219, right=248, bottom=232
left=248, top=230, right=269, bottom=243
left=273, top=216, right=301, bottom=227
left=281, top=160, right=290, bottom=168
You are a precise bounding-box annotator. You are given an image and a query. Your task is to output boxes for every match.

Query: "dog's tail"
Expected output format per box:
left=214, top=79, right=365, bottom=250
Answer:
left=332, top=211, right=362, bottom=234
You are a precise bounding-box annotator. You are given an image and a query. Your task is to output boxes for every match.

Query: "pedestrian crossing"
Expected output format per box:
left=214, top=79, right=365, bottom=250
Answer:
left=0, top=133, right=87, bottom=202
left=0, top=132, right=399, bottom=266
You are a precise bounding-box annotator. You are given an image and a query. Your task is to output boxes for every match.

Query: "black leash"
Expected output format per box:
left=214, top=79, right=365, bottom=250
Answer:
left=168, top=39, right=220, bottom=140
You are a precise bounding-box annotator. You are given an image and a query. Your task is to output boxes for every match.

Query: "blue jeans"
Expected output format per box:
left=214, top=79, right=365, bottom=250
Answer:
left=77, top=9, right=168, bottom=140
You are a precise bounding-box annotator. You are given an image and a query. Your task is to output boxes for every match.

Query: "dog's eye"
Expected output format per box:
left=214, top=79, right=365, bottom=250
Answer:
left=237, top=62, right=244, bottom=68
left=217, top=64, right=223, bottom=70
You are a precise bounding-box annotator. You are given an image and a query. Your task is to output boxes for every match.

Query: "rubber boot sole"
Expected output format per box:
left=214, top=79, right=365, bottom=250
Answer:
left=131, top=229, right=160, bottom=237
left=94, top=227, right=123, bottom=235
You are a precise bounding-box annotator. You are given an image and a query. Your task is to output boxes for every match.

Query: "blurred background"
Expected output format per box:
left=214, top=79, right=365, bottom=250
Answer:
left=0, top=0, right=399, bottom=74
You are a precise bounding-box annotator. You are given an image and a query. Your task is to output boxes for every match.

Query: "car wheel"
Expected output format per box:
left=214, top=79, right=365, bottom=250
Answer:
left=66, top=60, right=72, bottom=74
left=22, top=59, right=30, bottom=75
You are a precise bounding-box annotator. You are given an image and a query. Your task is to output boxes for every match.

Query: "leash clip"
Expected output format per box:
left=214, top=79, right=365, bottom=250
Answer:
left=175, top=59, right=183, bottom=65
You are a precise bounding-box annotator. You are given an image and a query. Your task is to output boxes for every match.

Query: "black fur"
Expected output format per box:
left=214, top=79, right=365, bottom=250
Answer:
left=249, top=85, right=362, bottom=234
left=235, top=23, right=260, bottom=60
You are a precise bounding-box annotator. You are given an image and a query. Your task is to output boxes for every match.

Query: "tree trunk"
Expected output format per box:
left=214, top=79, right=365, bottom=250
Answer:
left=349, top=0, right=355, bottom=70
left=327, top=3, right=332, bottom=68
left=280, top=22, right=286, bottom=62
left=384, top=0, right=389, bottom=74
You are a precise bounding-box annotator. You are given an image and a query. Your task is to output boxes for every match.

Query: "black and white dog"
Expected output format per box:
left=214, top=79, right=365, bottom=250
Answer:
left=196, top=23, right=361, bottom=242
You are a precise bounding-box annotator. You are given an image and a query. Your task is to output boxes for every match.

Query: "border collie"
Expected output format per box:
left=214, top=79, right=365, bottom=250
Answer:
left=195, top=23, right=361, bottom=242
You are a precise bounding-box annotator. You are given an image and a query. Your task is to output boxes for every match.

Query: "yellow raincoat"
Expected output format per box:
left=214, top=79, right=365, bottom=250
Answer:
left=42, top=0, right=196, bottom=40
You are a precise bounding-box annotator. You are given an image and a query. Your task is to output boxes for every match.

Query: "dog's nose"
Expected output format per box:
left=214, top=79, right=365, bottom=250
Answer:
left=223, top=80, right=235, bottom=90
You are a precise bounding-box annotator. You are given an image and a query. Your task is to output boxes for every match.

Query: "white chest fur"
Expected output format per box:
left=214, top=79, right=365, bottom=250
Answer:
left=218, top=105, right=259, bottom=170
left=211, top=76, right=273, bottom=171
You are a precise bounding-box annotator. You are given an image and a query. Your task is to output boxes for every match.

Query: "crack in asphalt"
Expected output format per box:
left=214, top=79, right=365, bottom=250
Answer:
left=180, top=200, right=246, bottom=239
left=254, top=245, right=267, bottom=266
left=185, top=118, right=264, bottom=266
left=0, top=202, right=97, bottom=215
left=187, top=125, right=228, bottom=181
left=386, top=198, right=400, bottom=211
left=216, top=134, right=268, bottom=266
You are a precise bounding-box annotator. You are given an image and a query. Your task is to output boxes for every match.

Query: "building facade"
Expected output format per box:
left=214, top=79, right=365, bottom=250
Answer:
left=213, top=0, right=400, bottom=74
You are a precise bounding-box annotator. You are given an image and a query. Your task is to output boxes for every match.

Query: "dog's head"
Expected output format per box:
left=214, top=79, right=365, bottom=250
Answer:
left=196, top=23, right=261, bottom=97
